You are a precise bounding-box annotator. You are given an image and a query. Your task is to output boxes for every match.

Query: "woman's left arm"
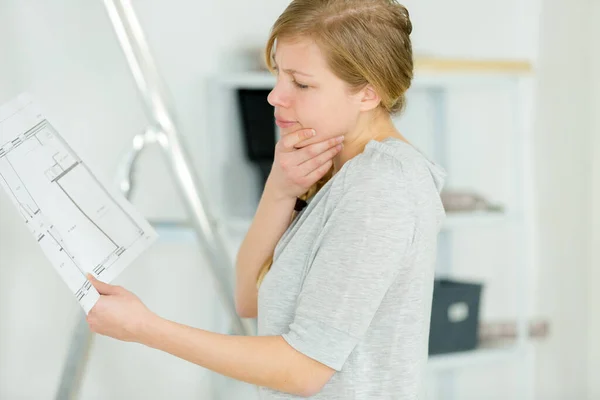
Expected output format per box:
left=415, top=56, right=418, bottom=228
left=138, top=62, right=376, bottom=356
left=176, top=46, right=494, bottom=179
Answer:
left=85, top=275, right=334, bottom=398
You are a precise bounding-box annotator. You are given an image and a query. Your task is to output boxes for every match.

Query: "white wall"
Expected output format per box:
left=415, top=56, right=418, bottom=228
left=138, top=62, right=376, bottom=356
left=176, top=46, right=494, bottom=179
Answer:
left=0, top=1, right=20, bottom=94
left=0, top=1, right=292, bottom=398
left=533, top=0, right=594, bottom=398
left=589, top=0, right=600, bottom=398
left=0, top=0, right=595, bottom=399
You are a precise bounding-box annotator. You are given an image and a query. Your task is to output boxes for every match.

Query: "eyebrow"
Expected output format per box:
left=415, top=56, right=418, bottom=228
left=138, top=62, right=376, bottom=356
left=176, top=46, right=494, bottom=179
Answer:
left=273, top=63, right=314, bottom=78
left=284, top=68, right=313, bottom=77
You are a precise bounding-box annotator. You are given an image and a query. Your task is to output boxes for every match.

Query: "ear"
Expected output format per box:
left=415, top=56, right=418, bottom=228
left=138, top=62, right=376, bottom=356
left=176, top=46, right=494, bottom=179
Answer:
left=357, top=84, right=382, bottom=112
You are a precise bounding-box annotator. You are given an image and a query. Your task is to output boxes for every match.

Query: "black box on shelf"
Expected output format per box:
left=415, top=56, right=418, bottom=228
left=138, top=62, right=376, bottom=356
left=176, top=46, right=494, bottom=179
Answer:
left=428, top=279, right=483, bottom=355
left=236, top=89, right=276, bottom=190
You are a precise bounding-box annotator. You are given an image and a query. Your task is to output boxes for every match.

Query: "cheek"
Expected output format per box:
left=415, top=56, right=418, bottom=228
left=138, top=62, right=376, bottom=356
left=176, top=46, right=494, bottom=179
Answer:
left=296, top=92, right=356, bottom=138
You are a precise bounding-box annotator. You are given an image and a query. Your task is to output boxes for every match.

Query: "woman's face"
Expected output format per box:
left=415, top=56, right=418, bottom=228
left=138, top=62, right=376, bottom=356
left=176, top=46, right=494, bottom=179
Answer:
left=267, top=37, right=364, bottom=140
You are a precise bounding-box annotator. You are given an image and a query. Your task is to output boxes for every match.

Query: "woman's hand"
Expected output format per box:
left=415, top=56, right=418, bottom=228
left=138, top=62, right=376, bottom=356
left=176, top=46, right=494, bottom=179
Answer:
left=86, top=274, right=157, bottom=343
left=266, top=128, right=344, bottom=200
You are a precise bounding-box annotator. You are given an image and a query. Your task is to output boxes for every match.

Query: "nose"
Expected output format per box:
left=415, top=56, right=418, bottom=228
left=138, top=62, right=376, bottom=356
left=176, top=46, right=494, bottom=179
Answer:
left=267, top=80, right=290, bottom=109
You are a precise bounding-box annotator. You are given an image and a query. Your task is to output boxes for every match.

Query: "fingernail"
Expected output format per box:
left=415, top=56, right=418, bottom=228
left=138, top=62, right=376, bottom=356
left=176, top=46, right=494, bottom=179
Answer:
left=337, top=136, right=344, bottom=142
left=312, top=129, right=316, bottom=136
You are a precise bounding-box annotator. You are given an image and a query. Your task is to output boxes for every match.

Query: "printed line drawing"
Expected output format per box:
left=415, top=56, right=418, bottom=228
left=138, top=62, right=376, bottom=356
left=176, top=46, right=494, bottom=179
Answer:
left=0, top=94, right=158, bottom=313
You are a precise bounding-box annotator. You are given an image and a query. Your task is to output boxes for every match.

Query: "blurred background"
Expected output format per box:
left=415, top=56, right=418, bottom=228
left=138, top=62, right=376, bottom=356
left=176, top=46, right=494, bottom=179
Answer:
left=0, top=0, right=598, bottom=399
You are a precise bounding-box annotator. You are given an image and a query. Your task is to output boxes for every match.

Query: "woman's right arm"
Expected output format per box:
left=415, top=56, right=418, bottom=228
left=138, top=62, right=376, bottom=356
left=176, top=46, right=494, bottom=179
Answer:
left=234, top=129, right=344, bottom=318
left=234, top=182, right=296, bottom=318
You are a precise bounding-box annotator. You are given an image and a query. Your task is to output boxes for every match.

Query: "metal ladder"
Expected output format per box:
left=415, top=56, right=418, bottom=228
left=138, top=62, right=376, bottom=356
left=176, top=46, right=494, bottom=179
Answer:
left=54, top=1, right=255, bottom=398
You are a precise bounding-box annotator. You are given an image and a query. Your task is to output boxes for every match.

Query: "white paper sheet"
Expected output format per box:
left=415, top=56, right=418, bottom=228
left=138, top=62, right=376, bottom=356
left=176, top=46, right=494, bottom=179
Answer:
left=0, top=93, right=158, bottom=313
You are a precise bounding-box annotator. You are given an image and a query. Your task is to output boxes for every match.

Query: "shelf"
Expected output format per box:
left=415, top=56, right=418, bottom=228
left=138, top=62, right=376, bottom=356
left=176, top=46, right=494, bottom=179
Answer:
left=215, top=57, right=533, bottom=90
left=150, top=221, right=197, bottom=243
left=443, top=210, right=514, bottom=230
left=216, top=71, right=275, bottom=89
left=151, top=211, right=513, bottom=245
left=427, top=342, right=530, bottom=372
left=414, top=57, right=533, bottom=74
left=149, top=220, right=244, bottom=250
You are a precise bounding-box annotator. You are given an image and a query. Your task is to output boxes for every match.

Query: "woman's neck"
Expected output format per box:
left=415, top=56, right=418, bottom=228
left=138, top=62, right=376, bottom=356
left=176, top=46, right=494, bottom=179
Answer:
left=332, top=111, right=409, bottom=174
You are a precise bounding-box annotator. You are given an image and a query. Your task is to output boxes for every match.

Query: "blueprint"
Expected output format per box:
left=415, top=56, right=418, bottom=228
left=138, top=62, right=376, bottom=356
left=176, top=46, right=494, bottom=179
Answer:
left=0, top=93, right=158, bottom=313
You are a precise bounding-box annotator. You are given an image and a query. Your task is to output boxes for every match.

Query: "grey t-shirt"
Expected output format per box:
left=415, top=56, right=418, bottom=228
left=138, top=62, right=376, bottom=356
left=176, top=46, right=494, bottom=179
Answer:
left=257, top=137, right=447, bottom=399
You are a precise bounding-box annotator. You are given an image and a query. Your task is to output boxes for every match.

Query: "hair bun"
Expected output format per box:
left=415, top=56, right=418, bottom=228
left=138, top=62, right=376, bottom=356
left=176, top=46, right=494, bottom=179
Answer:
left=400, top=7, right=413, bottom=35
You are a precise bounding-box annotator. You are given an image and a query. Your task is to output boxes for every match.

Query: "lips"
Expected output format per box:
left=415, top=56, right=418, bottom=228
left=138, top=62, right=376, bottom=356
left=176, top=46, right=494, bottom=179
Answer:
left=275, top=118, right=297, bottom=129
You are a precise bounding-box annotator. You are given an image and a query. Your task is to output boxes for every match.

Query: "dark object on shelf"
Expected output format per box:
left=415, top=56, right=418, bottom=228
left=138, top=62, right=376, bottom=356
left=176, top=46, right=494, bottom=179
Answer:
left=428, top=279, right=483, bottom=355
left=441, top=190, right=504, bottom=212
left=479, top=319, right=550, bottom=342
left=237, top=89, right=277, bottom=189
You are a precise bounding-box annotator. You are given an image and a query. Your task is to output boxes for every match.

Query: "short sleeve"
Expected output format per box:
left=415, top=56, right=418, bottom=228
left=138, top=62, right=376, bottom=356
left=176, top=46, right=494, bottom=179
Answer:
left=281, top=164, right=416, bottom=371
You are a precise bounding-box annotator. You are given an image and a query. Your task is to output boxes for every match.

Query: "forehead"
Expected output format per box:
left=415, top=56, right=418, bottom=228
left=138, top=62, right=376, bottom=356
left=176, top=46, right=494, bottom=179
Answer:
left=273, top=37, right=329, bottom=74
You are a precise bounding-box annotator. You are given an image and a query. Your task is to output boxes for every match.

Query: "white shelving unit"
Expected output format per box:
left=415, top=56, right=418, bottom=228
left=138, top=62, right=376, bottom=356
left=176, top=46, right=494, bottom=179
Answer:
left=154, top=56, right=536, bottom=399
left=150, top=211, right=514, bottom=246
left=428, top=343, right=531, bottom=372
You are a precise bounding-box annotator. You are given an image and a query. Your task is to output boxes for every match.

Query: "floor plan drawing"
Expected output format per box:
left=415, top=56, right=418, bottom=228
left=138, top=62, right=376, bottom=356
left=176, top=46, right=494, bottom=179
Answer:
left=0, top=93, right=158, bottom=313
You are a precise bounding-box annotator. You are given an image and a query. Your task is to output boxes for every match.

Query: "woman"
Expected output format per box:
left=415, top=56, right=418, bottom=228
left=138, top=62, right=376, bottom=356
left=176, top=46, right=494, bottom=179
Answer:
left=86, top=0, right=447, bottom=398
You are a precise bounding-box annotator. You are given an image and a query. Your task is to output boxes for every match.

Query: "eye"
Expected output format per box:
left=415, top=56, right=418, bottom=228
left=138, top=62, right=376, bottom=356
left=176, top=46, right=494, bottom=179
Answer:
left=293, top=80, right=309, bottom=90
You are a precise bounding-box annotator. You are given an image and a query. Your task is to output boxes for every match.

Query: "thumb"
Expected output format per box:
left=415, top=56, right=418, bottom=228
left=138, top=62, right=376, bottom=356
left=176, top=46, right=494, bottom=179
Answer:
left=87, top=273, right=118, bottom=295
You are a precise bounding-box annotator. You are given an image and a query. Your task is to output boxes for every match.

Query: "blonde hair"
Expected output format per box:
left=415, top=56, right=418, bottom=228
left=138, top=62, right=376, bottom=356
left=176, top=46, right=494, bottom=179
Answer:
left=256, top=0, right=414, bottom=287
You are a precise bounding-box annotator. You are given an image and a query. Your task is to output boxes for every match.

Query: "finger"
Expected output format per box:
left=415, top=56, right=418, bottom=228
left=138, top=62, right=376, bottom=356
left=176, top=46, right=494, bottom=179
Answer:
left=279, top=128, right=316, bottom=152
left=303, top=159, right=334, bottom=184
left=87, top=273, right=119, bottom=295
left=298, top=141, right=343, bottom=177
left=294, top=135, right=344, bottom=165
